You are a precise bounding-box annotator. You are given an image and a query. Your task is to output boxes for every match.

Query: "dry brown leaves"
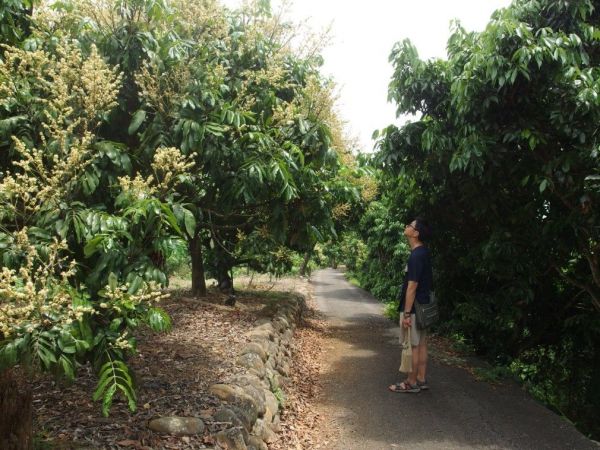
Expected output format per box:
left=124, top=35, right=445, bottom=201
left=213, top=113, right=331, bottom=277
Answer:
left=31, top=275, right=332, bottom=449
left=269, top=285, right=333, bottom=450
left=427, top=334, right=473, bottom=370
left=32, top=289, right=271, bottom=449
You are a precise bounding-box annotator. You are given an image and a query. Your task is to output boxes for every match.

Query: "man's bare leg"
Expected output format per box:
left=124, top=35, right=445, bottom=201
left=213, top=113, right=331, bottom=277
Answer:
left=407, top=345, right=420, bottom=385
left=417, top=336, right=428, bottom=383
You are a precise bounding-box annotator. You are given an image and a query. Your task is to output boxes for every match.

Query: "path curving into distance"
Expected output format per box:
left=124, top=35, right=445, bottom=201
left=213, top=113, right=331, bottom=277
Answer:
left=311, top=268, right=597, bottom=450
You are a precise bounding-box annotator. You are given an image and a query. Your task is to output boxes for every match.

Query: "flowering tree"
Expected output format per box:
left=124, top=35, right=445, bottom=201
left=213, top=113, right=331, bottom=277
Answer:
left=0, top=3, right=365, bottom=444
left=60, top=0, right=362, bottom=294
left=0, top=40, right=177, bottom=445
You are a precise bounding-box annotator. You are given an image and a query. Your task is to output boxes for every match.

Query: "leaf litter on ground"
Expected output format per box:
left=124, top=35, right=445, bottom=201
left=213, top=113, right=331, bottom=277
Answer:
left=32, top=275, right=333, bottom=449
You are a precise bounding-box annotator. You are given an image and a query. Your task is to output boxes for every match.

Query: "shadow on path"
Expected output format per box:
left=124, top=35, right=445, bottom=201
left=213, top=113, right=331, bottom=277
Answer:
left=312, top=268, right=597, bottom=450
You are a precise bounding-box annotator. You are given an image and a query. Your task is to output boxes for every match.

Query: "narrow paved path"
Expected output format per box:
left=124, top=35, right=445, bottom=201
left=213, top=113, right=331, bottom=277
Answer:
left=312, top=268, right=597, bottom=450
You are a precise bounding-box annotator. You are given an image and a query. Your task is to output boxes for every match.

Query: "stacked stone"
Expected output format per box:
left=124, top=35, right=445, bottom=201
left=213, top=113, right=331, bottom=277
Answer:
left=208, top=295, right=305, bottom=450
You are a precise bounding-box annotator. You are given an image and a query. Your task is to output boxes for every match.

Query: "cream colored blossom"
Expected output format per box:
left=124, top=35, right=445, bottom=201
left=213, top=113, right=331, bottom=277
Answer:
left=151, top=147, right=196, bottom=193
left=237, top=0, right=331, bottom=60
left=112, top=332, right=133, bottom=350
left=117, top=147, right=194, bottom=199
left=135, top=62, right=191, bottom=118
left=332, top=203, right=351, bottom=220
left=359, top=176, right=379, bottom=203
left=0, top=42, right=122, bottom=221
left=118, top=174, right=157, bottom=200
left=171, top=0, right=229, bottom=42
left=101, top=281, right=169, bottom=311
left=0, top=231, right=91, bottom=339
left=0, top=238, right=169, bottom=337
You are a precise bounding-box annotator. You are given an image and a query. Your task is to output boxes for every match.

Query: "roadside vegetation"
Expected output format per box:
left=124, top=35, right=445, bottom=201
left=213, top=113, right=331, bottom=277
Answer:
left=341, top=0, right=600, bottom=440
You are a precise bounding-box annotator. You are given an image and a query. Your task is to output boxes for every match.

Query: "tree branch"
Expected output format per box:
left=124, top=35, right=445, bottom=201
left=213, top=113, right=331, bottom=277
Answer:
left=553, top=265, right=600, bottom=312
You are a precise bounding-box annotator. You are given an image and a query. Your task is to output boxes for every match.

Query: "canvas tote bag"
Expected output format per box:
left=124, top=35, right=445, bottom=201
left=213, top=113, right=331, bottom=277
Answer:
left=399, top=325, right=412, bottom=373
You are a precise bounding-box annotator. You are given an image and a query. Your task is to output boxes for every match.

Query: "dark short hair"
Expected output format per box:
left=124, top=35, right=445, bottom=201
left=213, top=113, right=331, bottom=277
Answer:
left=414, top=217, right=431, bottom=242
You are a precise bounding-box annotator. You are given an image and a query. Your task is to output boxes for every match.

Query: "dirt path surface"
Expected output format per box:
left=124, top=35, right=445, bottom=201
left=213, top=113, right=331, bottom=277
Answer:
left=312, top=268, right=597, bottom=450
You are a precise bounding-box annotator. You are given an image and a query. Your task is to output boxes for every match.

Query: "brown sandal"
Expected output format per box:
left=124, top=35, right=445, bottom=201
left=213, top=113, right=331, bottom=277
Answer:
left=388, top=381, right=421, bottom=393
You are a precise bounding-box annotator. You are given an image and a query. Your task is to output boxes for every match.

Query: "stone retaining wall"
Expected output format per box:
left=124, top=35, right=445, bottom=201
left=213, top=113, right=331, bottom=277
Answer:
left=208, top=294, right=305, bottom=450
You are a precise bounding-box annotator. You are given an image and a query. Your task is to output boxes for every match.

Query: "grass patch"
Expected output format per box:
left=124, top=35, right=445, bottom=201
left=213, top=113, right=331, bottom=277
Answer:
left=383, top=301, right=400, bottom=321
left=449, top=332, right=476, bottom=354
left=344, top=273, right=361, bottom=288
left=272, top=386, right=286, bottom=408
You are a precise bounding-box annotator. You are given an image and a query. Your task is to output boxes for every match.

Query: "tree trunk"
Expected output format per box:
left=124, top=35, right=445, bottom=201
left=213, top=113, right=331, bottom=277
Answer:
left=299, top=250, right=311, bottom=276
left=189, top=235, right=206, bottom=297
left=216, top=261, right=233, bottom=294
left=211, top=245, right=234, bottom=294
left=0, top=368, right=32, bottom=450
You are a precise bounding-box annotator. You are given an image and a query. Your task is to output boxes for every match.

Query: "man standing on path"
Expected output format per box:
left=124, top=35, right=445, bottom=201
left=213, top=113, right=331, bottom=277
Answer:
left=389, top=217, right=433, bottom=393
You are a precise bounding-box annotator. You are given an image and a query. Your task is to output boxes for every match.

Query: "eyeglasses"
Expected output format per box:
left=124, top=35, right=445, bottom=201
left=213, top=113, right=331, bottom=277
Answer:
left=406, top=223, right=417, bottom=231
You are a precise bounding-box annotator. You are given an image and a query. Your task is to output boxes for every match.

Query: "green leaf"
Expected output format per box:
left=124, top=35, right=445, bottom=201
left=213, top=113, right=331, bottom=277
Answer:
left=58, top=334, right=77, bottom=354
left=36, top=338, right=57, bottom=368
left=127, top=275, right=143, bottom=294
left=84, top=235, right=105, bottom=257
left=159, top=203, right=183, bottom=235
left=77, top=319, right=94, bottom=344
left=128, top=110, right=147, bottom=135
left=147, top=308, right=172, bottom=332
left=118, top=383, right=138, bottom=412
left=0, top=115, right=27, bottom=133
left=298, top=118, right=308, bottom=134
left=93, top=357, right=136, bottom=416
left=28, top=227, right=52, bottom=241
left=82, top=170, right=100, bottom=195
left=109, top=317, right=123, bottom=332
left=101, top=384, right=117, bottom=417
left=108, top=272, right=118, bottom=290
left=183, top=209, right=196, bottom=238
left=59, top=355, right=75, bottom=380
left=0, top=341, right=19, bottom=369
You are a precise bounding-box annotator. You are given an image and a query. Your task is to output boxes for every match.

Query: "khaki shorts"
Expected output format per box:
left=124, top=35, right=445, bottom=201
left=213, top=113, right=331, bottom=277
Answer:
left=399, top=314, right=427, bottom=347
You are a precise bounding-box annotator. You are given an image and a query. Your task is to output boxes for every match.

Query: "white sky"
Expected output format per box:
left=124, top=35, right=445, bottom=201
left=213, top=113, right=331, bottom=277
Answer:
left=221, top=0, right=513, bottom=152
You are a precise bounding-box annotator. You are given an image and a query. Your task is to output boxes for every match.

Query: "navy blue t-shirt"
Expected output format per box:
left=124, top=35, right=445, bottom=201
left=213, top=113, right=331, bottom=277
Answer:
left=398, top=245, right=433, bottom=313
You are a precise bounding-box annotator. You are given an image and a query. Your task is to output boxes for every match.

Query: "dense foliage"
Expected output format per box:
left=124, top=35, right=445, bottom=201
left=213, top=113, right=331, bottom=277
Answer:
left=0, top=0, right=33, bottom=47
left=0, top=0, right=365, bottom=424
left=357, top=0, right=599, bottom=438
left=344, top=200, right=406, bottom=319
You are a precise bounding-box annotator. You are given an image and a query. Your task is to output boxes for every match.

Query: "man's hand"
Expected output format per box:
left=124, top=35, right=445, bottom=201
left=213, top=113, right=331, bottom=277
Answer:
left=402, top=316, right=411, bottom=328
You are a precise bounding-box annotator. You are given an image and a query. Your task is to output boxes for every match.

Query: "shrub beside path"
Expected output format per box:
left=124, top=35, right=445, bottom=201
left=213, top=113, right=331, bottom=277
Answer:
left=310, top=268, right=598, bottom=450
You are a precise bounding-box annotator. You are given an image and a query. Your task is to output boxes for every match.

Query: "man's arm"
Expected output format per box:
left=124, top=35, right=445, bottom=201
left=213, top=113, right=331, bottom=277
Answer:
left=404, top=281, right=418, bottom=314
left=402, top=281, right=418, bottom=328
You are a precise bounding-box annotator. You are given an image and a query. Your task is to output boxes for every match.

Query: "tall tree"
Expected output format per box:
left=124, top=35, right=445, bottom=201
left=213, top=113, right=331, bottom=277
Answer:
left=376, top=0, right=600, bottom=438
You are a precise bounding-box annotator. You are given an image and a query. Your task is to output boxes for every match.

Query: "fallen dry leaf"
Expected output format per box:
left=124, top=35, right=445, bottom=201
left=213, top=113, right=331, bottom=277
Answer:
left=31, top=276, right=321, bottom=449
left=116, top=439, right=140, bottom=447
